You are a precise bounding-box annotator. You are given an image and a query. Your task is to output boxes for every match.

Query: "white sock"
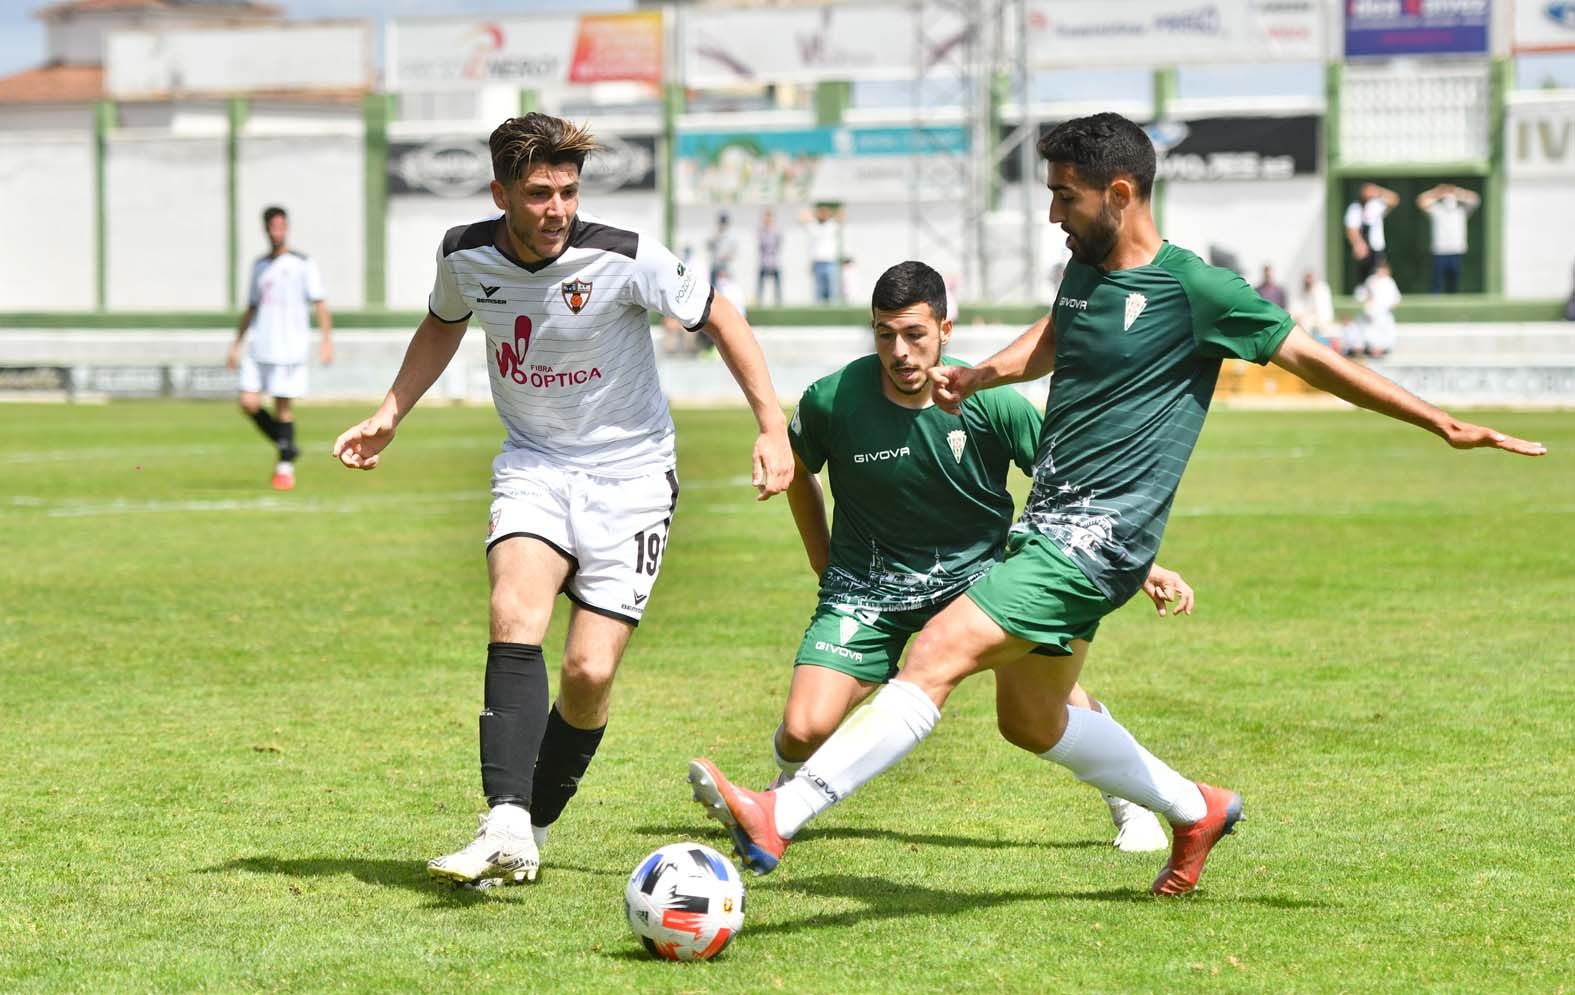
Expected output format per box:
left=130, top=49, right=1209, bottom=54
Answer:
left=772, top=680, right=940, bottom=839
left=487, top=802, right=532, bottom=835
left=771, top=726, right=802, bottom=777
left=1039, top=705, right=1207, bottom=825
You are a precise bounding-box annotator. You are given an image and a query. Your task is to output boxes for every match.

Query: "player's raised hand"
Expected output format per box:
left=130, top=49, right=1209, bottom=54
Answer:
left=1441, top=419, right=1547, bottom=456
left=753, top=427, right=793, bottom=500
left=332, top=412, right=396, bottom=470
left=929, top=365, right=980, bottom=414
left=1142, top=564, right=1194, bottom=617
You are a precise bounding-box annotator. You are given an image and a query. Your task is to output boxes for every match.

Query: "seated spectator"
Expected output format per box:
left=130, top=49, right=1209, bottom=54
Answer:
left=1255, top=265, right=1287, bottom=309
left=1290, top=270, right=1339, bottom=353
left=1352, top=261, right=1401, bottom=360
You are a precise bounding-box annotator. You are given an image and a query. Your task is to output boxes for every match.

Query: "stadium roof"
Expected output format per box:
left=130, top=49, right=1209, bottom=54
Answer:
left=0, top=63, right=104, bottom=104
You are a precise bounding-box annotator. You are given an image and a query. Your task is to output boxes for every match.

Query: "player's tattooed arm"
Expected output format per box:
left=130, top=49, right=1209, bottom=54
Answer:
left=1271, top=326, right=1546, bottom=457
left=784, top=453, right=830, bottom=576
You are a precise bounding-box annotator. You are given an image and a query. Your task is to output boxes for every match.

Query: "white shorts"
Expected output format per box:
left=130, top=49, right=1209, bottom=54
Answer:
left=238, top=356, right=307, bottom=398
left=486, top=450, right=680, bottom=625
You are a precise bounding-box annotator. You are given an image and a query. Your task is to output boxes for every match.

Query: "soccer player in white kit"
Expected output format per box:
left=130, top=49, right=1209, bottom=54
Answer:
left=332, top=114, right=794, bottom=886
left=227, top=206, right=333, bottom=491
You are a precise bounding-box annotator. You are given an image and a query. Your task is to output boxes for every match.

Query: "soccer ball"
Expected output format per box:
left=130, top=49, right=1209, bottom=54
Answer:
left=624, top=842, right=745, bottom=961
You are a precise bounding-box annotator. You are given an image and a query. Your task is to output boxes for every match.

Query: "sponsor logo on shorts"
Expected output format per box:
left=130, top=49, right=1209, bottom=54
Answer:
left=853, top=447, right=910, bottom=464
left=813, top=640, right=863, bottom=663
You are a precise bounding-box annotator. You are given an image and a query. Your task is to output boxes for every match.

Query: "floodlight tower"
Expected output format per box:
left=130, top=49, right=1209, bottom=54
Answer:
left=909, top=0, right=1034, bottom=307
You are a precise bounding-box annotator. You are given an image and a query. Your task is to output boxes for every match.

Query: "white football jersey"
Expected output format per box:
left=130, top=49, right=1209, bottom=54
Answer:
left=429, top=212, right=713, bottom=476
left=246, top=251, right=325, bottom=365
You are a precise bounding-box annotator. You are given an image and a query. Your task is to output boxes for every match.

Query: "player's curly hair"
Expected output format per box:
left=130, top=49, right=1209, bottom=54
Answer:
left=489, top=113, right=601, bottom=185
left=1038, top=112, right=1156, bottom=201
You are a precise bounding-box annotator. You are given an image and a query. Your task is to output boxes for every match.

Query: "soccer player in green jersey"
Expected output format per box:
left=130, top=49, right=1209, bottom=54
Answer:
left=689, top=112, right=1545, bottom=896
left=775, top=259, right=1194, bottom=853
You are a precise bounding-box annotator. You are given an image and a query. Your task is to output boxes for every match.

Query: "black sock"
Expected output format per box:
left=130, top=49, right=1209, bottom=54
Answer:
left=276, top=420, right=298, bottom=462
left=528, top=705, right=607, bottom=828
left=249, top=407, right=279, bottom=444
left=480, top=642, right=550, bottom=808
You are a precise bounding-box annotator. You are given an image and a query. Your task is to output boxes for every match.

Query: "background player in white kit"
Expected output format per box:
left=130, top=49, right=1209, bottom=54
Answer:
left=227, top=205, right=333, bottom=491
left=332, top=114, right=793, bottom=886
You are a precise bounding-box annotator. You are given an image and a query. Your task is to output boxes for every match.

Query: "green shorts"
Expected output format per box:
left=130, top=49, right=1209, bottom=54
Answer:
left=794, top=602, right=942, bottom=684
left=964, top=530, right=1115, bottom=655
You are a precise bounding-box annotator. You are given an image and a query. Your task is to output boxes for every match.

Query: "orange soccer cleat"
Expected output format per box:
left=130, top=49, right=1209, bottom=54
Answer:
left=1151, top=782, right=1243, bottom=896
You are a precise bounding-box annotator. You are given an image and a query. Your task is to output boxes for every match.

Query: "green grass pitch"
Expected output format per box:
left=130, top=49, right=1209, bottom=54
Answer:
left=1, top=401, right=1571, bottom=993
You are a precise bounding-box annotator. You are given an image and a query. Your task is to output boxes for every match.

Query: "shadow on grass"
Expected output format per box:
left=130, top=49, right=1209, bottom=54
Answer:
left=739, top=873, right=1326, bottom=937
left=632, top=823, right=1068, bottom=851
left=203, top=857, right=490, bottom=907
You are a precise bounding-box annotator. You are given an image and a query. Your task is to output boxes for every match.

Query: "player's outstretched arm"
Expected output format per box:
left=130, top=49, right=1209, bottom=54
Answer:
left=1142, top=563, right=1194, bottom=618
left=931, top=313, right=1056, bottom=414
left=1270, top=327, right=1546, bottom=456
left=332, top=312, right=469, bottom=470
left=227, top=306, right=256, bottom=371
left=703, top=292, right=793, bottom=500
left=784, top=453, right=830, bottom=576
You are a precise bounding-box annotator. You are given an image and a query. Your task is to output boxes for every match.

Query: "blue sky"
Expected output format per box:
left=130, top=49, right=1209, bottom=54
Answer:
left=1, top=1, right=1570, bottom=91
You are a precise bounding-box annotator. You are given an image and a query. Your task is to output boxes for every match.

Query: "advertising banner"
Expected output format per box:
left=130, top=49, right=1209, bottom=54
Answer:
left=1002, top=116, right=1319, bottom=183
left=1506, top=96, right=1575, bottom=178
left=1514, top=0, right=1575, bottom=52
left=679, top=4, right=968, bottom=86
left=389, top=12, right=662, bottom=89
left=675, top=126, right=969, bottom=204
left=1024, top=0, right=1322, bottom=68
left=1344, top=0, right=1491, bottom=57
left=389, top=134, right=657, bottom=198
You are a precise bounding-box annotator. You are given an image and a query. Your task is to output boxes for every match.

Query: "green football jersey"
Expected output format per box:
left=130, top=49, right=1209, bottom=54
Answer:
left=1018, top=241, right=1293, bottom=604
left=790, top=354, right=1041, bottom=610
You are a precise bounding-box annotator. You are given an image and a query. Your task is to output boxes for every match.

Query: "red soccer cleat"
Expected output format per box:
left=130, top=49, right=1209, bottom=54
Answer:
left=688, top=758, right=788, bottom=875
left=271, top=462, right=296, bottom=491
left=1151, top=782, right=1243, bottom=896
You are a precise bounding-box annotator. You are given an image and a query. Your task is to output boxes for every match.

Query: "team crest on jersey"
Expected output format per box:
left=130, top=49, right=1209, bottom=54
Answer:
left=561, top=279, right=593, bottom=314
left=1123, top=292, right=1147, bottom=331
left=947, top=430, right=967, bottom=463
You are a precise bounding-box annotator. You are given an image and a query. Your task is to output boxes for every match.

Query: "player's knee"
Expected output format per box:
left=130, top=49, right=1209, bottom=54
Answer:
left=560, top=647, right=618, bottom=692
left=903, top=627, right=968, bottom=695
left=778, top=708, right=834, bottom=759
left=996, top=710, right=1053, bottom=754
left=238, top=394, right=260, bottom=414
left=489, top=589, right=549, bottom=643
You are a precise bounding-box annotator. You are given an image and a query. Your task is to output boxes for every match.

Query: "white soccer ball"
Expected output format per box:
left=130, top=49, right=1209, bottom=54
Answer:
left=624, top=842, right=745, bottom=961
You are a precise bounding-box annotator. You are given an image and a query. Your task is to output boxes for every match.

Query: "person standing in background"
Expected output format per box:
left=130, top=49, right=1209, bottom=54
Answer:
left=1354, top=261, right=1401, bottom=359
left=802, top=205, right=844, bottom=304
left=1344, top=182, right=1399, bottom=283
left=757, top=210, right=783, bottom=307
left=1254, top=265, right=1287, bottom=309
left=227, top=205, right=333, bottom=491
left=1416, top=184, right=1479, bottom=294
left=1290, top=270, right=1339, bottom=352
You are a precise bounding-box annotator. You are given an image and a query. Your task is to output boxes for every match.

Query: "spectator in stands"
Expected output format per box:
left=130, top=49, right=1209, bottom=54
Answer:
left=1344, top=182, right=1400, bottom=282
left=801, top=204, right=844, bottom=304
left=706, top=211, right=738, bottom=287
left=1290, top=270, right=1339, bottom=352
left=1255, top=265, right=1287, bottom=309
left=1353, top=260, right=1401, bottom=360
left=1416, top=184, right=1479, bottom=294
left=757, top=209, right=783, bottom=307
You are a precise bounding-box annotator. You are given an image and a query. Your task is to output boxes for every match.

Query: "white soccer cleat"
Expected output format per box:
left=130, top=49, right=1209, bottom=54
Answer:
left=427, top=808, right=540, bottom=886
left=1104, top=793, right=1169, bottom=853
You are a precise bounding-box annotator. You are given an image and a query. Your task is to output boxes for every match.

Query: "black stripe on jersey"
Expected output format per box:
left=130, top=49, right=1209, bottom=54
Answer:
left=569, top=218, right=638, bottom=259
left=428, top=306, right=472, bottom=325
left=683, top=286, right=715, bottom=333
left=442, top=219, right=498, bottom=258
left=288, top=249, right=309, bottom=260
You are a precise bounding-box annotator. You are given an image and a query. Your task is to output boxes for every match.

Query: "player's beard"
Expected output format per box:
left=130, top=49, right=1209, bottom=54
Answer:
left=507, top=212, right=570, bottom=262
left=1067, top=200, right=1119, bottom=266
left=884, top=361, right=931, bottom=396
